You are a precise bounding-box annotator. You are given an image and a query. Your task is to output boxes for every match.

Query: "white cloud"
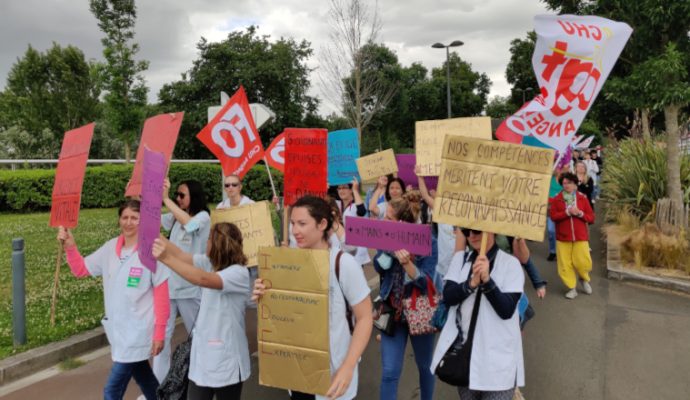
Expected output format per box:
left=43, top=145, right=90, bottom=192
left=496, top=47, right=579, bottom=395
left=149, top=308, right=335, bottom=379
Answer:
left=0, top=0, right=549, bottom=116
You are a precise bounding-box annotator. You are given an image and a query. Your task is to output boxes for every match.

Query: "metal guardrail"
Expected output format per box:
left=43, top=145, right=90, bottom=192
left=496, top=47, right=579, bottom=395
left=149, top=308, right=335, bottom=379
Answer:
left=0, top=159, right=220, bottom=169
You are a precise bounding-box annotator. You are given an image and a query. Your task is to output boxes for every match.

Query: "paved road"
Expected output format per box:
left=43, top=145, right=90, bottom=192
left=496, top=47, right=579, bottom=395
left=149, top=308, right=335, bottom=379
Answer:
left=2, top=213, right=690, bottom=399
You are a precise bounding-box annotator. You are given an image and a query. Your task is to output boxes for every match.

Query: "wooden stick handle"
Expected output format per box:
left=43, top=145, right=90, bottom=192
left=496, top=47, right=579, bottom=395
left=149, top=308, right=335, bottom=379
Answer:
left=479, top=232, right=488, bottom=256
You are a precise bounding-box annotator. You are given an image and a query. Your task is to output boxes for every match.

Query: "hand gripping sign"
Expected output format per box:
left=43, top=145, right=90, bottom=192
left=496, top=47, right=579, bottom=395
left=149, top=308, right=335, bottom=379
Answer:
left=265, top=132, right=285, bottom=173
left=197, top=86, right=265, bottom=178
left=495, top=15, right=632, bottom=153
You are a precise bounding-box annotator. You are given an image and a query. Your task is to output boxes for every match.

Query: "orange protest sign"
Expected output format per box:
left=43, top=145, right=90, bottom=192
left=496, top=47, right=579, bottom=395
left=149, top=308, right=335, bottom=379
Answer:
left=49, top=123, right=95, bottom=228
left=125, top=112, right=184, bottom=197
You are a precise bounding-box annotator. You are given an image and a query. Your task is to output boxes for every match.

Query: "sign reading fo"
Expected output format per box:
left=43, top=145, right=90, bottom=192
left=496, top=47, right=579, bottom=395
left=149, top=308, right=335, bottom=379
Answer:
left=415, top=116, right=492, bottom=176
left=433, top=136, right=555, bottom=241
left=257, top=247, right=330, bottom=396
left=355, top=148, right=398, bottom=182
left=265, top=132, right=285, bottom=173
left=196, top=86, right=265, bottom=178
left=49, top=123, right=95, bottom=228
left=211, top=201, right=276, bottom=266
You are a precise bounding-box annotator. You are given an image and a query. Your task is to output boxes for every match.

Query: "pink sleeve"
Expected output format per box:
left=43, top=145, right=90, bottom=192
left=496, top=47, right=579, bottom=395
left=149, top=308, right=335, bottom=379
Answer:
left=153, top=281, right=170, bottom=341
left=65, top=246, right=91, bottom=278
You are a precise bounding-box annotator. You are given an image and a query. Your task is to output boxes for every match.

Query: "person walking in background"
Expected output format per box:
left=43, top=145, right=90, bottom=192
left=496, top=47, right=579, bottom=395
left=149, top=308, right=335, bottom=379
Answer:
left=549, top=172, right=595, bottom=299
left=153, top=223, right=251, bottom=400
left=154, top=179, right=211, bottom=382
left=575, top=161, right=595, bottom=210
left=57, top=200, right=169, bottom=400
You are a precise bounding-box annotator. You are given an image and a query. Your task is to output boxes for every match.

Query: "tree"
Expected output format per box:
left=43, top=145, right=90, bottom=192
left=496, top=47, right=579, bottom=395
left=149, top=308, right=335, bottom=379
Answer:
left=0, top=44, right=101, bottom=157
left=430, top=53, right=491, bottom=118
left=319, top=0, right=396, bottom=142
left=485, top=96, right=515, bottom=119
left=505, top=31, right=539, bottom=108
left=157, top=27, right=318, bottom=159
left=90, top=0, right=149, bottom=162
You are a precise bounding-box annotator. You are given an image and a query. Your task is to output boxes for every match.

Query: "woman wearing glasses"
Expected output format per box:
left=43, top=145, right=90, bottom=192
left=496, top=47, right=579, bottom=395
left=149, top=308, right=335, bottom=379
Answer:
left=217, top=175, right=254, bottom=209
left=153, top=179, right=211, bottom=383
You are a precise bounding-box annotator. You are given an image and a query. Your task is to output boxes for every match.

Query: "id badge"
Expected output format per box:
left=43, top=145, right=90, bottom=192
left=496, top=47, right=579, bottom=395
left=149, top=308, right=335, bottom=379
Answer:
left=127, top=267, right=143, bottom=288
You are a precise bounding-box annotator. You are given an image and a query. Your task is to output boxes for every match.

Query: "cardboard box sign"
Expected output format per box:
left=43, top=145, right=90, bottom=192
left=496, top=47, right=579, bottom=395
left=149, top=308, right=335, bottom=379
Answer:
left=211, top=201, right=276, bottom=266
left=257, top=247, right=330, bottom=395
left=415, top=116, right=492, bottom=176
left=355, top=149, right=398, bottom=182
left=433, top=136, right=555, bottom=241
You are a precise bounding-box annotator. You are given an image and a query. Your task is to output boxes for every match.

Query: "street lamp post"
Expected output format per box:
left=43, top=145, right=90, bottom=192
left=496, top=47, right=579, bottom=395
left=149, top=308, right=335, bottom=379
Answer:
left=516, top=87, right=534, bottom=104
left=432, top=40, right=464, bottom=118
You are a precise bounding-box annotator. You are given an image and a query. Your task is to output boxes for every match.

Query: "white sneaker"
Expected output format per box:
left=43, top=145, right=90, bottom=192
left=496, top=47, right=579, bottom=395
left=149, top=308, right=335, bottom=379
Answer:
left=565, top=288, right=578, bottom=299
left=581, top=280, right=593, bottom=295
left=136, top=396, right=146, bottom=400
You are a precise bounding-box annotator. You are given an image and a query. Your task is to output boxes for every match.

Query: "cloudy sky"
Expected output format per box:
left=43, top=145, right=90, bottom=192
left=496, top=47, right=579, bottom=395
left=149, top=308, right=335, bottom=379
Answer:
left=0, top=0, right=549, bottom=115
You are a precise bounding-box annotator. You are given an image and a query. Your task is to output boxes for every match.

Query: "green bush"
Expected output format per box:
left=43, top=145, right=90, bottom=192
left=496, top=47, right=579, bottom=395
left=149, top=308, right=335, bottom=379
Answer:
left=600, top=137, right=690, bottom=221
left=0, top=163, right=284, bottom=212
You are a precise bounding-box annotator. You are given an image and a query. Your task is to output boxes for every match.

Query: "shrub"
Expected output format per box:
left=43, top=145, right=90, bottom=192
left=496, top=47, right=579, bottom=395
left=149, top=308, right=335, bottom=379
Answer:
left=0, top=163, right=283, bottom=212
left=600, top=136, right=690, bottom=221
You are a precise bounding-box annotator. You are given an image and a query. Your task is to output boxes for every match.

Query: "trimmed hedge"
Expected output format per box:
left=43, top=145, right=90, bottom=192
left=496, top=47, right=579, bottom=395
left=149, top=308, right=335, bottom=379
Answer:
left=0, top=163, right=284, bottom=212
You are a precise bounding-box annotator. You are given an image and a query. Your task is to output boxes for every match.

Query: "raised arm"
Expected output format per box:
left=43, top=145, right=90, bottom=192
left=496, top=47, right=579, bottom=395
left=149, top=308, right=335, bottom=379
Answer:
left=153, top=237, right=222, bottom=289
left=415, top=165, right=435, bottom=209
left=352, top=178, right=367, bottom=217
left=162, top=178, right=192, bottom=226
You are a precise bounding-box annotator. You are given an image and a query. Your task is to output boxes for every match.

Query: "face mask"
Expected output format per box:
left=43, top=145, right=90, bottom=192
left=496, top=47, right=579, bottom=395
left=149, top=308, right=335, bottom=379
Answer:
left=376, top=252, right=393, bottom=270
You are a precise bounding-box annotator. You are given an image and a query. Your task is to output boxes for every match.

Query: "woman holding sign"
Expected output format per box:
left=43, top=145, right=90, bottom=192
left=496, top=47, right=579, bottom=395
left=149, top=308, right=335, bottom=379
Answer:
left=57, top=200, right=170, bottom=400
left=253, top=196, right=373, bottom=400
left=369, top=177, right=406, bottom=221
left=152, top=222, right=250, bottom=400
left=430, top=229, right=524, bottom=399
left=154, top=179, right=211, bottom=382
left=373, top=197, right=438, bottom=400
left=335, top=178, right=370, bottom=266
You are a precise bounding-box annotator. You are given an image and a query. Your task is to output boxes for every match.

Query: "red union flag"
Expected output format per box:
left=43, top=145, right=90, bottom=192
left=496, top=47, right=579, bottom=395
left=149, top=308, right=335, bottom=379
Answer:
left=496, top=15, right=632, bottom=152
left=196, top=86, right=265, bottom=178
left=265, top=132, right=285, bottom=172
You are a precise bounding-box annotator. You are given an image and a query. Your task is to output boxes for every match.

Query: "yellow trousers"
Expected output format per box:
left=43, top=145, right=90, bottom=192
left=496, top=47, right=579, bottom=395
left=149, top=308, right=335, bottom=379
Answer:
left=556, top=241, right=592, bottom=289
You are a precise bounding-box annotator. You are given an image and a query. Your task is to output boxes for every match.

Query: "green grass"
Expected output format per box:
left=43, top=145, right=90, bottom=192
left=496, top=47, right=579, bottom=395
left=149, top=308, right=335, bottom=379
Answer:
left=0, top=208, right=120, bottom=359
left=58, top=356, right=86, bottom=371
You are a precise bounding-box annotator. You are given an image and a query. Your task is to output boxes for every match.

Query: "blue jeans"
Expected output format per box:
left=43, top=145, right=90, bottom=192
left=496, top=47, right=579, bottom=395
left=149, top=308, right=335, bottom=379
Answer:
left=103, top=360, right=159, bottom=400
left=547, top=217, right=556, bottom=255
left=380, top=323, right=435, bottom=400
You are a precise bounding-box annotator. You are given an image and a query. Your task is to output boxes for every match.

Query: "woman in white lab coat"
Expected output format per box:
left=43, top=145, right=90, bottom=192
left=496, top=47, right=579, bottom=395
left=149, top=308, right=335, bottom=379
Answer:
left=253, top=195, right=373, bottom=400
left=58, top=199, right=170, bottom=400
left=153, top=222, right=251, bottom=400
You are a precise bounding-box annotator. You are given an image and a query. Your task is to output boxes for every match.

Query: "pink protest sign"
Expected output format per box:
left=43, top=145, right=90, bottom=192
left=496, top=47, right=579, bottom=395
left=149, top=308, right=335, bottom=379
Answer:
left=396, top=154, right=438, bottom=190
left=344, top=216, right=432, bottom=256
left=138, top=148, right=166, bottom=272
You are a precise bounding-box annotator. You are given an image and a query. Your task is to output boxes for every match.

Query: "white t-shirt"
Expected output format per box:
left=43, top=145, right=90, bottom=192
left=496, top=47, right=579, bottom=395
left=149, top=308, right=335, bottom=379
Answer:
left=337, top=200, right=371, bottom=266
left=161, top=211, right=211, bottom=299
left=430, top=249, right=525, bottom=391
left=322, top=248, right=371, bottom=400
left=436, top=223, right=455, bottom=277
left=85, top=237, right=169, bottom=363
left=188, top=255, right=251, bottom=387
left=216, top=195, right=254, bottom=209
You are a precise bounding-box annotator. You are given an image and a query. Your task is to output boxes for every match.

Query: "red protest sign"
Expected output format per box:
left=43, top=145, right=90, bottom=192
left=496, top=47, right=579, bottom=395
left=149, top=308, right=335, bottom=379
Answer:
left=284, top=128, right=328, bottom=206
left=196, top=86, right=265, bottom=178
left=125, top=112, right=184, bottom=197
left=265, top=132, right=285, bottom=173
left=50, top=123, right=95, bottom=228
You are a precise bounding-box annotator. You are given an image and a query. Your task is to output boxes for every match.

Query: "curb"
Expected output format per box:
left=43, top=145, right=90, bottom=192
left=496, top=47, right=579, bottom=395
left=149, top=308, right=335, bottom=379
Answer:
left=606, top=239, right=690, bottom=295
left=0, top=327, right=107, bottom=387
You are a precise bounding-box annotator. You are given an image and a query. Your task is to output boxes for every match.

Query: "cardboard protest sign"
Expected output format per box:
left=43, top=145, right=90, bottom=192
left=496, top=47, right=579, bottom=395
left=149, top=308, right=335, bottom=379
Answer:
left=415, top=116, right=492, bottom=176
left=344, top=216, right=432, bottom=256
left=355, top=148, right=398, bottom=182
left=328, top=128, right=360, bottom=185
left=395, top=154, right=438, bottom=190
left=495, top=15, right=632, bottom=152
left=138, top=149, right=166, bottom=272
left=433, top=136, right=555, bottom=241
left=49, top=123, right=95, bottom=228
left=265, top=132, right=285, bottom=173
left=125, top=112, right=183, bottom=197
left=211, top=201, right=276, bottom=266
left=257, top=247, right=330, bottom=395
left=196, top=86, right=265, bottom=178
left=284, top=128, right=328, bottom=206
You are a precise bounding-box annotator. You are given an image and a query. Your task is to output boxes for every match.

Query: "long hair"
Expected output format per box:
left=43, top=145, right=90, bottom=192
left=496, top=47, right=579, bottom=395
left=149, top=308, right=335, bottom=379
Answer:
left=388, top=197, right=416, bottom=223
left=385, top=177, right=407, bottom=201
left=208, top=223, right=247, bottom=271
left=292, top=196, right=334, bottom=241
left=118, top=199, right=140, bottom=216
left=328, top=198, right=344, bottom=226
left=180, top=180, right=210, bottom=216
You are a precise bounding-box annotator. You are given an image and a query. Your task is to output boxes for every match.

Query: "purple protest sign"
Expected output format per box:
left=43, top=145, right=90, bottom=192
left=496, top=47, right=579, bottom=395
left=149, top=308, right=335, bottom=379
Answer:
left=396, top=154, right=438, bottom=190
left=138, top=148, right=166, bottom=272
left=344, top=216, right=432, bottom=256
